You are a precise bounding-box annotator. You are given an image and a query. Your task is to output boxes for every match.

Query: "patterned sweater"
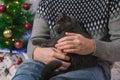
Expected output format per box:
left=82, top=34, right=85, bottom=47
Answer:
left=27, top=0, right=120, bottom=79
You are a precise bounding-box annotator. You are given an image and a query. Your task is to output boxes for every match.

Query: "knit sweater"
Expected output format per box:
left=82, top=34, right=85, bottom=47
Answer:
left=27, top=0, right=120, bottom=79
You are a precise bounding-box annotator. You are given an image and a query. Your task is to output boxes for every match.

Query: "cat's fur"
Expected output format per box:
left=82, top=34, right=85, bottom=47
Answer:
left=32, top=13, right=109, bottom=80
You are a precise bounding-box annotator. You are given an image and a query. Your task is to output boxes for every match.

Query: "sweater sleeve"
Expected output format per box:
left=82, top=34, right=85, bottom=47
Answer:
left=27, top=12, right=50, bottom=59
left=93, top=15, right=120, bottom=62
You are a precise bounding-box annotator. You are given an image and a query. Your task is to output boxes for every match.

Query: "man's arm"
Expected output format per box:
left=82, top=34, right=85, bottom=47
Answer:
left=93, top=15, right=120, bottom=62
left=27, top=13, right=50, bottom=59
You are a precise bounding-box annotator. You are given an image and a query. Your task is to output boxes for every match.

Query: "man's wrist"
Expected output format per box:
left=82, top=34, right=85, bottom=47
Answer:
left=33, top=47, right=41, bottom=60
left=89, top=39, right=96, bottom=54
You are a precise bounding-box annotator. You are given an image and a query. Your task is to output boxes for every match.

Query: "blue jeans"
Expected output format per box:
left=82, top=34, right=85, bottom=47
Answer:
left=12, top=59, right=107, bottom=80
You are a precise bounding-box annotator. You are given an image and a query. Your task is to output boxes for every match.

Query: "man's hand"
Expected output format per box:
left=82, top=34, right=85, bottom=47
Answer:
left=55, top=32, right=95, bottom=55
left=33, top=47, right=71, bottom=70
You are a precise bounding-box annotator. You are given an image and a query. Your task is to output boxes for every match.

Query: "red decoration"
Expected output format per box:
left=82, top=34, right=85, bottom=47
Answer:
left=24, top=22, right=32, bottom=30
left=23, top=3, right=30, bottom=10
left=14, top=40, right=23, bottom=49
left=17, top=58, right=23, bottom=65
left=0, top=57, right=4, bottom=62
left=0, top=5, right=6, bottom=12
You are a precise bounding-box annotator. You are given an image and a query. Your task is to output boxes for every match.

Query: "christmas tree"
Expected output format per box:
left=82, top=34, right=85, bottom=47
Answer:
left=0, top=0, right=33, bottom=53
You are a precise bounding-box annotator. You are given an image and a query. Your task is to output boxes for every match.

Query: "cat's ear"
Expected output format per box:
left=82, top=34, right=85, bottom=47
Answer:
left=58, top=13, right=64, bottom=19
left=57, top=13, right=71, bottom=21
left=62, top=14, right=71, bottom=21
left=56, top=13, right=64, bottom=23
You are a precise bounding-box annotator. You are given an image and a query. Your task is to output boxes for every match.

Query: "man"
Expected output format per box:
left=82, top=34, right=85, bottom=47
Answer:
left=12, top=0, right=120, bottom=80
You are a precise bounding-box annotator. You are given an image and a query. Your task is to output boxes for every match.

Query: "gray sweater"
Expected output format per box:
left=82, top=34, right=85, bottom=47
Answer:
left=27, top=14, right=120, bottom=62
left=27, top=0, right=120, bottom=79
left=27, top=0, right=120, bottom=62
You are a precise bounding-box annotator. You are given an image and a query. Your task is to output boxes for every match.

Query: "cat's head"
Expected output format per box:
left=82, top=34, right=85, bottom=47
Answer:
left=53, top=13, right=91, bottom=39
left=53, top=13, right=76, bottom=34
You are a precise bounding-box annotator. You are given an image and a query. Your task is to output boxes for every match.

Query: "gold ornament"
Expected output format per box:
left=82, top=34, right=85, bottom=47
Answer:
left=3, top=29, right=12, bottom=38
left=14, top=1, right=19, bottom=4
left=5, top=41, right=10, bottom=45
left=0, top=13, right=2, bottom=16
left=12, top=39, right=15, bottom=42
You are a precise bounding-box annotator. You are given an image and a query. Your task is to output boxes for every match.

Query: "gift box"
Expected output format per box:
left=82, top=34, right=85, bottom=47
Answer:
left=0, top=52, right=28, bottom=80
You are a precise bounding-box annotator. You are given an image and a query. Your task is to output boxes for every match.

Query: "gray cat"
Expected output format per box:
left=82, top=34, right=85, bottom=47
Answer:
left=32, top=13, right=109, bottom=80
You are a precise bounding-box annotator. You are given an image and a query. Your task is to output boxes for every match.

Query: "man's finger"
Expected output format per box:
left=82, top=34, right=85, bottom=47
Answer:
left=53, top=52, right=70, bottom=61
left=65, top=32, right=77, bottom=36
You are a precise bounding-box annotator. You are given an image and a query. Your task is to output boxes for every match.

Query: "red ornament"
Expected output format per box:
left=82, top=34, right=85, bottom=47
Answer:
left=0, top=5, right=6, bottom=12
left=24, top=22, right=32, bottom=30
left=23, top=3, right=30, bottom=10
left=0, top=57, right=4, bottom=62
left=17, top=58, right=23, bottom=65
left=14, top=40, right=23, bottom=49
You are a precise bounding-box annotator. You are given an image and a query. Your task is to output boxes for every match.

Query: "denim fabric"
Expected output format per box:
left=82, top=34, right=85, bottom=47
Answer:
left=12, top=59, right=107, bottom=80
left=12, top=60, right=44, bottom=80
